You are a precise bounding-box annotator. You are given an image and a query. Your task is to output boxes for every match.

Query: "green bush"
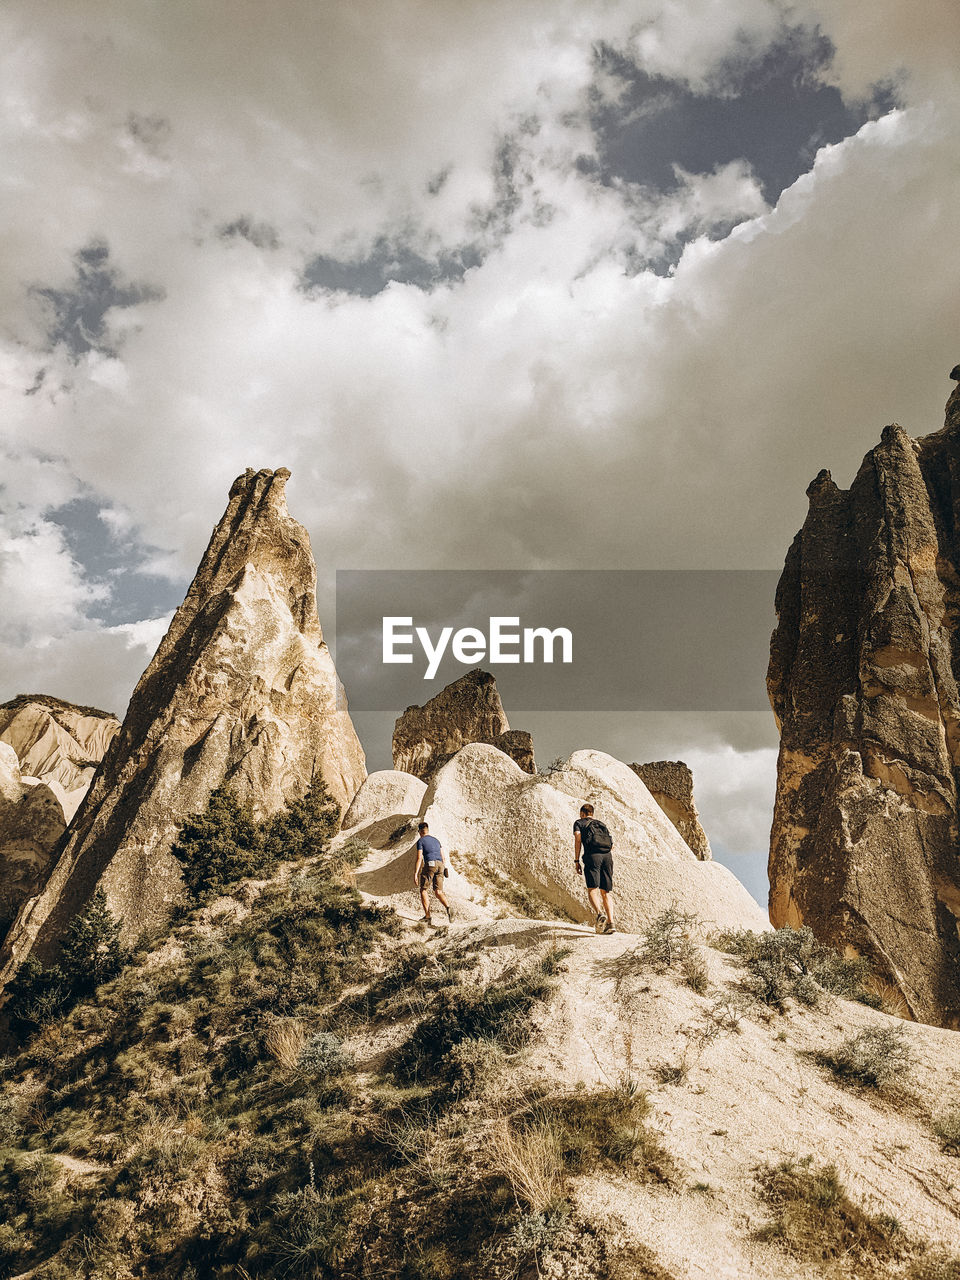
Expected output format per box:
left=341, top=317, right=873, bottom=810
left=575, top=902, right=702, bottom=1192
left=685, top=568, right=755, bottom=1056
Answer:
left=4, top=890, right=127, bottom=1033
left=396, top=962, right=554, bottom=1086
left=821, top=1025, right=912, bottom=1090
left=171, top=777, right=341, bottom=903
left=755, top=1154, right=905, bottom=1273
left=718, top=926, right=873, bottom=1012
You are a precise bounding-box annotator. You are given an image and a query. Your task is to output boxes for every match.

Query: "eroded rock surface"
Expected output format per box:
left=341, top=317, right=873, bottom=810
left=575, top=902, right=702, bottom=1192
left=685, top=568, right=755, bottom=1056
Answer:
left=0, top=695, right=120, bottom=821
left=392, top=669, right=536, bottom=778
left=341, top=742, right=765, bottom=933
left=769, top=379, right=960, bottom=1027
left=630, top=760, right=712, bottom=860
left=0, top=468, right=366, bottom=975
left=0, top=743, right=67, bottom=934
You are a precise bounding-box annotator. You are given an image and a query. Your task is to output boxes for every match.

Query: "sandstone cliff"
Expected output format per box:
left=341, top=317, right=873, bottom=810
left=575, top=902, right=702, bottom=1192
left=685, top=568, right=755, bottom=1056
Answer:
left=0, top=743, right=66, bottom=935
left=0, top=468, right=366, bottom=974
left=630, top=759, right=712, bottom=860
left=392, top=669, right=536, bottom=778
left=768, top=377, right=960, bottom=1027
left=0, top=694, right=120, bottom=821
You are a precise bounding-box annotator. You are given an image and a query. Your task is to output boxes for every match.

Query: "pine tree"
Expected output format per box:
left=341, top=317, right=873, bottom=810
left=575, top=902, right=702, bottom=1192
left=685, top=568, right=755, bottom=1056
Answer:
left=170, top=784, right=266, bottom=901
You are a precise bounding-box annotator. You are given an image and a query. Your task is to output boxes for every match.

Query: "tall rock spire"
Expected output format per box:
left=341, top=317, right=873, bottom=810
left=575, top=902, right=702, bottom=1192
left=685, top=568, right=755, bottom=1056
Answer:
left=0, top=468, right=365, bottom=978
left=768, top=376, right=960, bottom=1027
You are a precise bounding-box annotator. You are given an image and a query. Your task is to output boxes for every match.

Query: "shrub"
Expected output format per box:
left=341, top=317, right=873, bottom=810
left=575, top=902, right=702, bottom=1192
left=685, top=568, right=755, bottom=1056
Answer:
left=640, top=905, right=701, bottom=972
left=396, top=962, right=553, bottom=1085
left=298, top=1032, right=353, bottom=1082
left=4, top=891, right=127, bottom=1033
left=171, top=785, right=266, bottom=901
left=720, top=926, right=874, bottom=1012
left=172, top=777, right=342, bottom=904
left=821, top=1025, right=912, bottom=1089
left=755, top=1156, right=905, bottom=1273
left=933, top=1105, right=960, bottom=1156
left=516, top=1082, right=676, bottom=1185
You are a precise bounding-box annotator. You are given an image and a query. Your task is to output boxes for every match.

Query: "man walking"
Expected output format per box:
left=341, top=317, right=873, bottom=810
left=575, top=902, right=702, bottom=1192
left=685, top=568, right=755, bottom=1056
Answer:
left=574, top=803, right=615, bottom=933
left=414, top=821, right=453, bottom=924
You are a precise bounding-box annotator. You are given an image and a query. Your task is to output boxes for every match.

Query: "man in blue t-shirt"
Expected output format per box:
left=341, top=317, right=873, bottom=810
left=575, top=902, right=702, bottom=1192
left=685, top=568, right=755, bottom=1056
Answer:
left=414, top=821, right=453, bottom=924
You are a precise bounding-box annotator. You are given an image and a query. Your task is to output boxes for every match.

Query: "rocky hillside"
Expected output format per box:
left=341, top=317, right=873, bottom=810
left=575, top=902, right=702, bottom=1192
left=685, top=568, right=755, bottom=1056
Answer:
left=343, top=746, right=761, bottom=933
left=0, top=784, right=957, bottom=1280
left=0, top=468, right=366, bottom=984
left=769, top=376, right=960, bottom=1029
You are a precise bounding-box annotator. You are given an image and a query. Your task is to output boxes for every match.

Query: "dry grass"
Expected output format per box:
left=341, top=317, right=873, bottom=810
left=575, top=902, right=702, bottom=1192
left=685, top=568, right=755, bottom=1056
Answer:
left=263, top=1017, right=306, bottom=1070
left=864, top=975, right=911, bottom=1019
left=490, top=1117, right=565, bottom=1213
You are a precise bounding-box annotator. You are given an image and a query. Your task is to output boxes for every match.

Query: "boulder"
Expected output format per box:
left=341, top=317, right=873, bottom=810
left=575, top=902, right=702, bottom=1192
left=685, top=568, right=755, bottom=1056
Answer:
left=629, top=760, right=712, bottom=860
left=392, top=669, right=536, bottom=778
left=0, top=695, right=120, bottom=821
left=0, top=468, right=366, bottom=977
left=342, top=770, right=427, bottom=833
left=768, top=378, right=960, bottom=1027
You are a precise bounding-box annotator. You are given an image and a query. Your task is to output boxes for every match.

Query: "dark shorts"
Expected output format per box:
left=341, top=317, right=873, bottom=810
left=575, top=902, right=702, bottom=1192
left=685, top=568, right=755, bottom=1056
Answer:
left=419, top=864, right=444, bottom=892
left=583, top=852, right=613, bottom=892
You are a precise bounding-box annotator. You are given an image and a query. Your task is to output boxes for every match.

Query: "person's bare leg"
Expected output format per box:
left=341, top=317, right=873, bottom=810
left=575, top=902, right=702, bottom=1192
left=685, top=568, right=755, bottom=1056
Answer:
left=420, top=886, right=431, bottom=918
left=599, top=889, right=614, bottom=927
left=587, top=887, right=605, bottom=920
left=434, top=887, right=450, bottom=913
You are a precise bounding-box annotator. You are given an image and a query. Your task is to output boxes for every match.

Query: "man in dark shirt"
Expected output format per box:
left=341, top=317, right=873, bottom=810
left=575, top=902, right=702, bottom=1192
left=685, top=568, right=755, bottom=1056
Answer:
left=574, top=803, right=615, bottom=933
left=414, top=821, right=453, bottom=924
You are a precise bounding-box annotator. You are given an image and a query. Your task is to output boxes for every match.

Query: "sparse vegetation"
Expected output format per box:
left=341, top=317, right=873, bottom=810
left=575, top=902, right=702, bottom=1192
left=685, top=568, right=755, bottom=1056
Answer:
left=716, top=925, right=875, bottom=1011
left=755, top=1155, right=906, bottom=1276
left=601, top=905, right=709, bottom=997
left=932, top=1105, right=960, bottom=1155
left=456, top=848, right=577, bottom=921
left=171, top=776, right=341, bottom=902
left=820, top=1025, right=913, bottom=1089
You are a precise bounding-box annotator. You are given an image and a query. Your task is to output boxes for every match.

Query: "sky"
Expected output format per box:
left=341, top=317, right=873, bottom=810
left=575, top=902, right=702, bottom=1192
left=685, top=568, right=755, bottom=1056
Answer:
left=2, top=1, right=960, bottom=906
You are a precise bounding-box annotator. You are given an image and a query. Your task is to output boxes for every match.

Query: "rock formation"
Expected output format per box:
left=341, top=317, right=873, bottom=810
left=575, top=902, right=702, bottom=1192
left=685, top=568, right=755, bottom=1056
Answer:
left=630, top=760, right=712, bottom=860
left=768, top=378, right=960, bottom=1027
left=0, top=744, right=67, bottom=934
left=341, top=743, right=766, bottom=933
left=0, top=468, right=366, bottom=976
left=392, top=668, right=536, bottom=778
left=0, top=695, right=120, bottom=821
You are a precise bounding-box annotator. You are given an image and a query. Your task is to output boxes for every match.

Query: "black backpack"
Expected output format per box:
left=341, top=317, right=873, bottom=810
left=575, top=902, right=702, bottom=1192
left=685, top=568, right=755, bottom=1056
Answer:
left=580, top=818, right=613, bottom=854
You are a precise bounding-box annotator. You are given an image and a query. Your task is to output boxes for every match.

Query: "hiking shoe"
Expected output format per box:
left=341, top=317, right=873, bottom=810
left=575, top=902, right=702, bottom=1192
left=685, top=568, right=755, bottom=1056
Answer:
left=446, top=902, right=456, bottom=922
left=595, top=912, right=607, bottom=934
left=603, top=920, right=616, bottom=935
left=421, top=915, right=432, bottom=924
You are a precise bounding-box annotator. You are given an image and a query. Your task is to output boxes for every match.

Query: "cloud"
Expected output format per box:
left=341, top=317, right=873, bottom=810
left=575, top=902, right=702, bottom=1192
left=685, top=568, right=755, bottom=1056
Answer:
left=1, top=0, right=959, bottom=736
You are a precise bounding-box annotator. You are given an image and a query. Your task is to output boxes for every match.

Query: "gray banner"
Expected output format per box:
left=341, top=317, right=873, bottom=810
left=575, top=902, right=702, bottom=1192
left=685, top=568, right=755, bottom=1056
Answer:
left=335, top=569, right=779, bottom=712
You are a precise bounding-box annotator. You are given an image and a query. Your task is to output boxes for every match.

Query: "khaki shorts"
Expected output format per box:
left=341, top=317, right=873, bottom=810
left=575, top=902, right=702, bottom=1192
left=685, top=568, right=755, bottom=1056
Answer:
left=419, top=864, right=444, bottom=892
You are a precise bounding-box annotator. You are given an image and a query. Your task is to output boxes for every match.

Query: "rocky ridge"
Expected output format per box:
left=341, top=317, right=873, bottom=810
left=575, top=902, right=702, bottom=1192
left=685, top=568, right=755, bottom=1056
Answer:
left=392, top=668, right=536, bottom=778
left=341, top=744, right=763, bottom=933
left=769, top=377, right=960, bottom=1028
left=0, top=468, right=366, bottom=979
